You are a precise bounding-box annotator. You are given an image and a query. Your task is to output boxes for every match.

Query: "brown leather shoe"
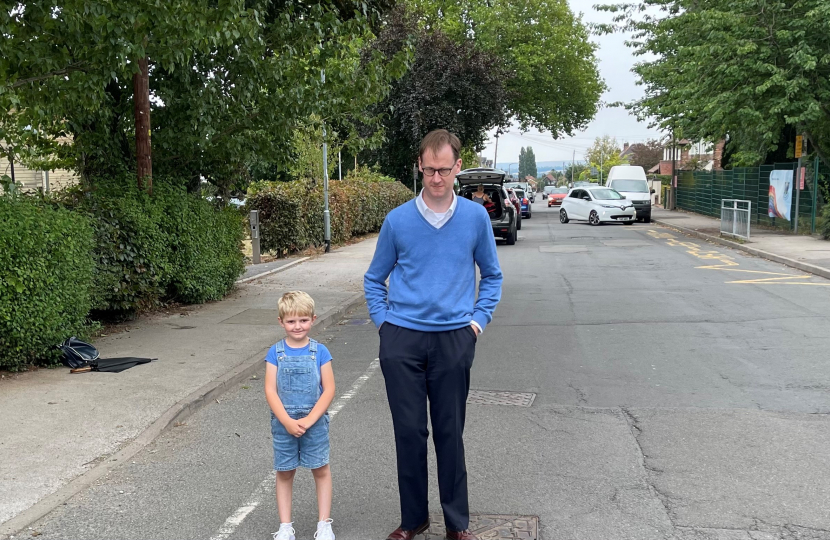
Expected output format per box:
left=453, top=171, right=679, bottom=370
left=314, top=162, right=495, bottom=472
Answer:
left=386, top=519, right=430, bottom=540
left=446, top=530, right=479, bottom=540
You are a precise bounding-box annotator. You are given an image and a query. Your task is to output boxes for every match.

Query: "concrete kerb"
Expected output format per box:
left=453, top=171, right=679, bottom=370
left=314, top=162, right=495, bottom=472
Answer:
left=236, top=256, right=310, bottom=284
left=0, top=291, right=367, bottom=540
left=652, top=219, right=830, bottom=281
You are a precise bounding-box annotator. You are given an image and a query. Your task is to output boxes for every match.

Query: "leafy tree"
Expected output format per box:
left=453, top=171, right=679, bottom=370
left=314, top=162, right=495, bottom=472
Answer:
left=628, top=140, right=663, bottom=171
left=0, top=0, right=400, bottom=196
left=563, top=163, right=588, bottom=184
left=519, top=147, right=538, bottom=179
left=586, top=135, right=627, bottom=181
left=363, top=6, right=511, bottom=183
left=597, top=0, right=830, bottom=166
left=407, top=0, right=605, bottom=137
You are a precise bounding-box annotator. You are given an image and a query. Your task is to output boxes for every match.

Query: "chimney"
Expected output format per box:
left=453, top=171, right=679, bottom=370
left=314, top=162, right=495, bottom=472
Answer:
left=713, top=139, right=726, bottom=170
left=623, top=142, right=629, bottom=151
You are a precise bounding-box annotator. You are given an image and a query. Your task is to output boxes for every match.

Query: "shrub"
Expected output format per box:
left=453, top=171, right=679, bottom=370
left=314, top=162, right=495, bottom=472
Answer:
left=59, top=183, right=171, bottom=316
left=161, top=189, right=246, bottom=304
left=247, top=170, right=412, bottom=255
left=0, top=195, right=95, bottom=370
left=819, top=203, right=830, bottom=240
left=60, top=179, right=245, bottom=314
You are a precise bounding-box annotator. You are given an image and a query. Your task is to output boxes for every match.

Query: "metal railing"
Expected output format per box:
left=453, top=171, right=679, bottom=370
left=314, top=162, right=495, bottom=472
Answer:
left=721, top=199, right=751, bottom=240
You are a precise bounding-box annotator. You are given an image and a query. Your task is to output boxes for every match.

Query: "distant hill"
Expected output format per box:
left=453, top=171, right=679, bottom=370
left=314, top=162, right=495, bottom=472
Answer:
left=495, top=160, right=586, bottom=177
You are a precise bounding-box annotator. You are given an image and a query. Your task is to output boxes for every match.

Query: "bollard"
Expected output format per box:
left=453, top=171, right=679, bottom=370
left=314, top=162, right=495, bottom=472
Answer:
left=250, top=209, right=261, bottom=265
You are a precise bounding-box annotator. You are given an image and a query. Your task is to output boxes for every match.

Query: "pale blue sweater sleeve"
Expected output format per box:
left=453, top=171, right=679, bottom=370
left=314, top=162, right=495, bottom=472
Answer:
left=363, top=217, right=397, bottom=328
left=471, top=210, right=503, bottom=331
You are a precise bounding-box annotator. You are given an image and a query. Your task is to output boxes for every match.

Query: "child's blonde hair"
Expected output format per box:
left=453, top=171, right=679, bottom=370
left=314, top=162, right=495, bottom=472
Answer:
left=278, top=291, right=316, bottom=319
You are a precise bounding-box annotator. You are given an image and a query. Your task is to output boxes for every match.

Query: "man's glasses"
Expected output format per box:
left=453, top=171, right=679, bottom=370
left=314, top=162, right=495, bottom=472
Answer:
left=421, top=167, right=454, bottom=178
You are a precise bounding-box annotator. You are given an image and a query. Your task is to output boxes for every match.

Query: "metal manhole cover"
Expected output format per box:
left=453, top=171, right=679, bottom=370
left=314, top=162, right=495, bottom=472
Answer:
left=338, top=318, right=371, bottom=326
left=467, top=390, right=536, bottom=407
left=425, top=514, right=539, bottom=540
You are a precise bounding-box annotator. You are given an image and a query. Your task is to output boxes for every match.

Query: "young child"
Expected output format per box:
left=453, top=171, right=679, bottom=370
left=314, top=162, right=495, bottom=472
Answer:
left=265, top=291, right=336, bottom=540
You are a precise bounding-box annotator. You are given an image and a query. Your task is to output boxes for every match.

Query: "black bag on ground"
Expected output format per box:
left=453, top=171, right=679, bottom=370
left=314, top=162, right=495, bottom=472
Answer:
left=59, top=337, right=100, bottom=369
left=93, top=357, right=154, bottom=373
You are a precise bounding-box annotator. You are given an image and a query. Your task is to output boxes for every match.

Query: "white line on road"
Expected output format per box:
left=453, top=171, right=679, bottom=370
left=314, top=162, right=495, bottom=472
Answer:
left=329, top=358, right=380, bottom=419
left=208, top=358, right=381, bottom=540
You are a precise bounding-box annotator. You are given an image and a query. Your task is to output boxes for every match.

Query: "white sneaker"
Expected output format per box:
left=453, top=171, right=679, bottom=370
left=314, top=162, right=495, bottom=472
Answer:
left=272, top=522, right=295, bottom=540
left=314, top=518, right=335, bottom=540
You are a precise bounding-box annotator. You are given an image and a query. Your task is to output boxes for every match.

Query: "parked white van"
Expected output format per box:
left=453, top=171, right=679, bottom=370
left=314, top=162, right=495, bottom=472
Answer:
left=605, top=165, right=654, bottom=222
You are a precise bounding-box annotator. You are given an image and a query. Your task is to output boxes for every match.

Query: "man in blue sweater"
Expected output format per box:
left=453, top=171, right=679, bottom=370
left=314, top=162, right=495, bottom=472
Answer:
left=364, top=130, right=503, bottom=540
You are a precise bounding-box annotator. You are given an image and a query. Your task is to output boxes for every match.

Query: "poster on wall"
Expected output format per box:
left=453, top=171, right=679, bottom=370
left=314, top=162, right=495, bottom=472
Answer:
left=768, top=170, right=792, bottom=220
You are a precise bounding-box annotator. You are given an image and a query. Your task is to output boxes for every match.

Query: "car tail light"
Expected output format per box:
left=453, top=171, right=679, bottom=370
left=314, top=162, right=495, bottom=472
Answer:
left=505, top=199, right=510, bottom=206
left=523, top=198, right=528, bottom=204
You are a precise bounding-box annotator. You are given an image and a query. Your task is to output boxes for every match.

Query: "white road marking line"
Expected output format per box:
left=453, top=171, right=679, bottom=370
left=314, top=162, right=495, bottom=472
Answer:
left=208, top=358, right=381, bottom=540
left=329, top=358, right=380, bottom=419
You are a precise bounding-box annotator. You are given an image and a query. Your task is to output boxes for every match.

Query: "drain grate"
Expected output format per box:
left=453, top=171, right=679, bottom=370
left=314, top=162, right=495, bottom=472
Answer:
left=467, top=390, right=536, bottom=407
left=425, top=514, right=539, bottom=540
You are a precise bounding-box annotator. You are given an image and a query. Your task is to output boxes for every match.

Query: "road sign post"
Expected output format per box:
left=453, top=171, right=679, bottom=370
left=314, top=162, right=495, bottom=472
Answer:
left=794, top=135, right=804, bottom=233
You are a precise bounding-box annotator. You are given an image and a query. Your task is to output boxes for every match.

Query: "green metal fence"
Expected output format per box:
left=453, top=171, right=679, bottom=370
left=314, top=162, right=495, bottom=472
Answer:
left=675, top=158, right=829, bottom=234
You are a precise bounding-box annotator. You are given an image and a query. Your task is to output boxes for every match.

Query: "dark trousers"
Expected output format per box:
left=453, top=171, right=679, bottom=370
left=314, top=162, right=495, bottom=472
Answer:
left=379, top=322, right=477, bottom=532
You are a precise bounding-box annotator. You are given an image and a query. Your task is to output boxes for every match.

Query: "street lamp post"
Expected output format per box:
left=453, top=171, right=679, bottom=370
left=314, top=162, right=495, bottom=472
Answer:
left=321, top=69, right=330, bottom=253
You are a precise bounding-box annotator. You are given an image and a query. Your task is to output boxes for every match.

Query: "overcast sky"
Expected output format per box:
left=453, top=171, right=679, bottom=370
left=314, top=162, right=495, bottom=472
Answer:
left=483, top=0, right=664, bottom=166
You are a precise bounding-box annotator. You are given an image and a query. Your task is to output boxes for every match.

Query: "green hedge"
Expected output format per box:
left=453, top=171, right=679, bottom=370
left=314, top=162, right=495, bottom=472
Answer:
left=247, top=170, right=413, bottom=255
left=0, top=180, right=245, bottom=369
left=61, top=180, right=246, bottom=314
left=163, top=193, right=246, bottom=304
left=0, top=196, right=95, bottom=370
left=819, top=204, right=830, bottom=240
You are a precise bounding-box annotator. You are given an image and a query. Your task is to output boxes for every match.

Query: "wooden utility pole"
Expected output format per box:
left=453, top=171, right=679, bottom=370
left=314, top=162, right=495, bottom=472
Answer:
left=134, top=57, right=152, bottom=194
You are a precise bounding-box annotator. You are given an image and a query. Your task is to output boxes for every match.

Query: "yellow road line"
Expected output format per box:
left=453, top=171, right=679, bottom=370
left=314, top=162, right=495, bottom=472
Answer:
left=727, top=275, right=812, bottom=284
left=652, top=224, right=828, bottom=287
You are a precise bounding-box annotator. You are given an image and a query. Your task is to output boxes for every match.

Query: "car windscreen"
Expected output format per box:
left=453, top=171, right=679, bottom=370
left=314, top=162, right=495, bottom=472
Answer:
left=609, top=179, right=648, bottom=192
left=515, top=189, right=524, bottom=198
left=551, top=187, right=568, bottom=194
left=590, top=188, right=623, bottom=200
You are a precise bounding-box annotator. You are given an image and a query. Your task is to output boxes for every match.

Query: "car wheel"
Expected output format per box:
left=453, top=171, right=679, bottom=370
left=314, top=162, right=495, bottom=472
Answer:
left=517, top=216, right=522, bottom=230
left=624, top=220, right=634, bottom=225
left=526, top=211, right=532, bottom=219
left=589, top=210, right=602, bottom=226
left=559, top=209, right=569, bottom=223
left=506, top=226, right=516, bottom=245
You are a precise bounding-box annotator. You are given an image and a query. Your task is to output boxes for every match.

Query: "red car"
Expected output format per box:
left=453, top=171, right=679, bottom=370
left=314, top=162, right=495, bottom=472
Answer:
left=546, top=187, right=569, bottom=207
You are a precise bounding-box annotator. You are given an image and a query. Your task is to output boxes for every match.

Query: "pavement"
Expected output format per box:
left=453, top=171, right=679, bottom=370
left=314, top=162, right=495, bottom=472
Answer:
left=0, top=239, right=377, bottom=536
left=4, top=202, right=830, bottom=540
left=653, top=207, right=830, bottom=279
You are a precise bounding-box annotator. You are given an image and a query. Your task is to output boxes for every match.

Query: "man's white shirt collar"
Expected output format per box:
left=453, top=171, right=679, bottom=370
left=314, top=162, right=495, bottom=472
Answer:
left=416, top=189, right=457, bottom=229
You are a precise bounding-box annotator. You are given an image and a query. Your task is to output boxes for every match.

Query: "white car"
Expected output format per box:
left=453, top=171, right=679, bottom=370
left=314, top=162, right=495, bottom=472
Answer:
left=559, top=186, right=637, bottom=226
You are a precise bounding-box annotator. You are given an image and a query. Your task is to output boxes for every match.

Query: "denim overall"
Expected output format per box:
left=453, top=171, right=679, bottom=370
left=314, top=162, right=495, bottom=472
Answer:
left=271, top=339, right=330, bottom=470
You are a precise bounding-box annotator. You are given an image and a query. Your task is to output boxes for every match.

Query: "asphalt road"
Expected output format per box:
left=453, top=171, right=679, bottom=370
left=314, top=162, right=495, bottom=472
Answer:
left=24, top=202, right=830, bottom=540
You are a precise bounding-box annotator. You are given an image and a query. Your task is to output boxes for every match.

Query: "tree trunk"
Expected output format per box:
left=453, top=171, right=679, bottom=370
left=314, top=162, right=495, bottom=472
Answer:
left=134, top=57, right=152, bottom=194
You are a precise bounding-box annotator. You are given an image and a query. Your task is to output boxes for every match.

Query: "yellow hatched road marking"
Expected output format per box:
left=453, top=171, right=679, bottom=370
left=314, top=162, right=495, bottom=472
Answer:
left=650, top=227, right=828, bottom=286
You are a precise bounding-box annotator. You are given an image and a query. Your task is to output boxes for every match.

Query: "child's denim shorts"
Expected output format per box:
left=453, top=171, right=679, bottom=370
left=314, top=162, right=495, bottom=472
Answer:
left=271, top=409, right=330, bottom=471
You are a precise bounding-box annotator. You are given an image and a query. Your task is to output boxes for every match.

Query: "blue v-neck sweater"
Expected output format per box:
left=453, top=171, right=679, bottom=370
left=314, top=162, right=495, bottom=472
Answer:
left=364, top=198, right=503, bottom=332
